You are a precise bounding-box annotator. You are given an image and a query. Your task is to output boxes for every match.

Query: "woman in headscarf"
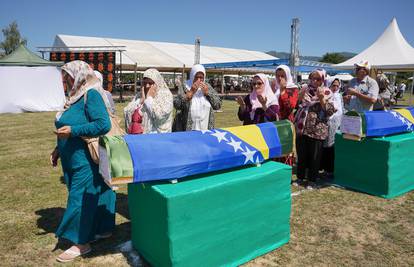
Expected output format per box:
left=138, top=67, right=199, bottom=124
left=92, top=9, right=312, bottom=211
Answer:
left=173, top=64, right=222, bottom=131
left=236, top=73, right=279, bottom=125
left=49, top=61, right=115, bottom=262
left=294, top=69, right=336, bottom=188
left=274, top=65, right=299, bottom=122
left=321, top=77, right=343, bottom=178
left=140, top=68, right=173, bottom=133
left=94, top=70, right=116, bottom=114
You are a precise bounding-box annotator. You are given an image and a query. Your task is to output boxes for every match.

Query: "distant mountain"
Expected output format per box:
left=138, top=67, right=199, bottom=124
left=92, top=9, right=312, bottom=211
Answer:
left=265, top=51, right=357, bottom=63
left=336, top=52, right=357, bottom=59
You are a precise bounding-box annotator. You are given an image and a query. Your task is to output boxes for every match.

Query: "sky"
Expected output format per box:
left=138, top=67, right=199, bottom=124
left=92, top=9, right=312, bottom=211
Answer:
left=0, top=0, right=413, bottom=57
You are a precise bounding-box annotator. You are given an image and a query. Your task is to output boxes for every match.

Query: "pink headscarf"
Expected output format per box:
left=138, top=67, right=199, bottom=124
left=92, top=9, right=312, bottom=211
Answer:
left=309, top=69, right=326, bottom=87
left=249, top=73, right=278, bottom=119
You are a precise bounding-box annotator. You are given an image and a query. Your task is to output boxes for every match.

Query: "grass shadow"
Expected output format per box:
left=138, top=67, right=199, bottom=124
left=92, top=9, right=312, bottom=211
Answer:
left=116, top=192, right=130, bottom=220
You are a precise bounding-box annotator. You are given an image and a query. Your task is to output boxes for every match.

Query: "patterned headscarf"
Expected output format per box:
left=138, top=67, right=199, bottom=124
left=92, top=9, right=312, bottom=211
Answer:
left=141, top=68, right=173, bottom=133
left=143, top=68, right=170, bottom=93
left=295, top=68, right=333, bottom=135
left=56, top=60, right=110, bottom=119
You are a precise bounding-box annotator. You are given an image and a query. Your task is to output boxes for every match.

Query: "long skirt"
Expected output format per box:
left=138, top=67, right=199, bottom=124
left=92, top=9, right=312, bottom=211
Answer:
left=56, top=164, right=116, bottom=245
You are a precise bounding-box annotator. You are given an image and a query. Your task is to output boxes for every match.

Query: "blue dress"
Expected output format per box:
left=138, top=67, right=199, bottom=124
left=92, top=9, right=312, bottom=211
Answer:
left=55, top=89, right=116, bottom=245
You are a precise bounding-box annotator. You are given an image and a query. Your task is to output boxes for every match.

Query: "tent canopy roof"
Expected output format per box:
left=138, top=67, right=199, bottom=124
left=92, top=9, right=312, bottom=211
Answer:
left=335, top=18, right=414, bottom=71
left=51, top=34, right=277, bottom=71
left=0, top=45, right=62, bottom=66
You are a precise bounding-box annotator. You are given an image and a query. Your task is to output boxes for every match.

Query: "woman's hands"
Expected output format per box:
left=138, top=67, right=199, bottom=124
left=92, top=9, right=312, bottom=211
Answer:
left=236, top=96, right=246, bottom=111
left=54, top=126, right=72, bottom=139
left=50, top=147, right=59, bottom=167
left=141, top=84, right=157, bottom=104
left=187, top=81, right=208, bottom=100
left=257, top=95, right=268, bottom=110
left=317, top=87, right=327, bottom=109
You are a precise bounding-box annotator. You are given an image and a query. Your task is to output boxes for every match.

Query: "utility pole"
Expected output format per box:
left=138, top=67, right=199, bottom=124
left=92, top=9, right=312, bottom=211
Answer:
left=290, top=18, right=300, bottom=83
left=194, top=37, right=201, bottom=65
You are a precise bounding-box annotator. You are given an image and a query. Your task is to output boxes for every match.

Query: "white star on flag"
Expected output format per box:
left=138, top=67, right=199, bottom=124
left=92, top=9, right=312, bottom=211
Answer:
left=242, top=146, right=256, bottom=164
left=227, top=137, right=243, bottom=152
left=211, top=130, right=228, bottom=143
left=201, top=130, right=211, bottom=134
left=390, top=111, right=398, bottom=117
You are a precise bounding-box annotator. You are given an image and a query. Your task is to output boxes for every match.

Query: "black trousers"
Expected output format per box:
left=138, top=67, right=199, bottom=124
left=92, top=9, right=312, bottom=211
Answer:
left=321, top=146, right=335, bottom=174
left=296, top=135, right=323, bottom=181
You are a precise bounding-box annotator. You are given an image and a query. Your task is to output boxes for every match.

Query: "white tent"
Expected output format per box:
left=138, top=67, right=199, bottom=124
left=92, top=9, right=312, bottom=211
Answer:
left=0, top=66, right=65, bottom=113
left=0, top=45, right=65, bottom=114
left=52, top=34, right=277, bottom=71
left=335, top=18, right=414, bottom=71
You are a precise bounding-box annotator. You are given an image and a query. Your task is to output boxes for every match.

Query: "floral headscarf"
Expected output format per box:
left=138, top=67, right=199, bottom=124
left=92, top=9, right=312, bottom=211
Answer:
left=56, top=60, right=110, bottom=119
left=295, top=69, right=333, bottom=135
left=141, top=68, right=173, bottom=133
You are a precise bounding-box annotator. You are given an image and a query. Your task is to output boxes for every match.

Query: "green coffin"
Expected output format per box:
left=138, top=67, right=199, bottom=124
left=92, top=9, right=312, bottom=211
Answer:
left=128, top=161, right=291, bottom=267
left=334, top=132, right=414, bottom=198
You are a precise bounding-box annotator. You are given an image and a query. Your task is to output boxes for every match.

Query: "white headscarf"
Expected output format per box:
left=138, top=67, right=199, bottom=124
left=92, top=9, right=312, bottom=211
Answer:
left=249, top=73, right=279, bottom=120
left=274, top=65, right=297, bottom=98
left=94, top=70, right=116, bottom=114
left=141, top=68, right=173, bottom=133
left=325, top=77, right=343, bottom=147
left=93, top=70, right=103, bottom=84
left=56, top=60, right=110, bottom=120
left=185, top=64, right=211, bottom=131
left=326, top=77, right=343, bottom=116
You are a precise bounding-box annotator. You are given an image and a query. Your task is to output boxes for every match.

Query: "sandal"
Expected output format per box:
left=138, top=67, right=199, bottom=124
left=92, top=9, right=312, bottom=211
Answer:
left=56, top=247, right=91, bottom=263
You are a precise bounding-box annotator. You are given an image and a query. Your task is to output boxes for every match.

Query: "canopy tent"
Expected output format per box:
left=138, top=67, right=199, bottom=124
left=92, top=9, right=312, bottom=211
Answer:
left=49, top=34, right=277, bottom=73
left=0, top=45, right=65, bottom=113
left=0, top=44, right=62, bottom=66
left=335, top=18, right=414, bottom=71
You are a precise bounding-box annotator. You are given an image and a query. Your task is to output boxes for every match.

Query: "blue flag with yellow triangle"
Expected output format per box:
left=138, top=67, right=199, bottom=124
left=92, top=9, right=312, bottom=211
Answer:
left=123, top=122, right=282, bottom=182
left=364, top=107, right=414, bottom=136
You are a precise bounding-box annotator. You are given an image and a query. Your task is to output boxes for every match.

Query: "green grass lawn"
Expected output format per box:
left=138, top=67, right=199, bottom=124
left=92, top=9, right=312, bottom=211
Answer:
left=0, top=100, right=413, bottom=266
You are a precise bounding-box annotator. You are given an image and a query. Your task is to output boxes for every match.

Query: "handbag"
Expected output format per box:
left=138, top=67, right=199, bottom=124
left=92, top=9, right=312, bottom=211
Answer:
left=81, top=91, right=125, bottom=164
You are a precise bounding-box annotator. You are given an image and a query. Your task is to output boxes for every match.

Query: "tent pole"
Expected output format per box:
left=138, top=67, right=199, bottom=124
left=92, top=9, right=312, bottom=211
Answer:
left=410, top=72, right=414, bottom=106
left=119, top=51, right=123, bottom=102
left=134, top=63, right=138, bottom=96
left=181, top=65, right=186, bottom=86
left=221, top=72, right=225, bottom=94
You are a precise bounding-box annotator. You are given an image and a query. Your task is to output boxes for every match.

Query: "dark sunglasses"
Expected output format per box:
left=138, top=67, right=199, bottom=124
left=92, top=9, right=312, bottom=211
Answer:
left=252, top=82, right=264, bottom=86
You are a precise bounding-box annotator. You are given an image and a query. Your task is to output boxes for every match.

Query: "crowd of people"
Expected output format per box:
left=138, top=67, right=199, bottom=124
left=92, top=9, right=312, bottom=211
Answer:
left=50, top=59, right=381, bottom=262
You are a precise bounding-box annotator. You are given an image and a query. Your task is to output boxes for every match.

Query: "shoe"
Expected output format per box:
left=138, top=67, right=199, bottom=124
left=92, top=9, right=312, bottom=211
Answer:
left=306, top=181, right=316, bottom=190
left=292, top=178, right=304, bottom=187
left=56, top=247, right=91, bottom=263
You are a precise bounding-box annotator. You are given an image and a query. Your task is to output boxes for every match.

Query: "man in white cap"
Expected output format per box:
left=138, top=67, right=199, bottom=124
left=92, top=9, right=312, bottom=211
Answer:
left=344, top=60, right=379, bottom=112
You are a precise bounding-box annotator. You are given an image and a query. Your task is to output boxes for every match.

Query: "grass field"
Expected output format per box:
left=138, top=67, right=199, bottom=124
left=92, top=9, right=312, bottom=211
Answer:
left=0, top=99, right=413, bottom=266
